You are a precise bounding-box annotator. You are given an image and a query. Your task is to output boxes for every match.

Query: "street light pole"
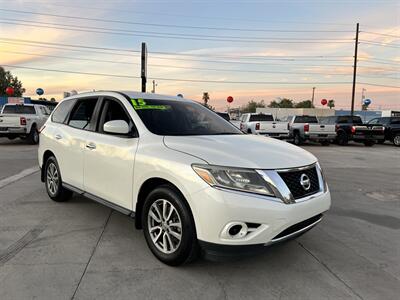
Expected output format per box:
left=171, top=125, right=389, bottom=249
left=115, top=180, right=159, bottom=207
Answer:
left=311, top=87, right=316, bottom=107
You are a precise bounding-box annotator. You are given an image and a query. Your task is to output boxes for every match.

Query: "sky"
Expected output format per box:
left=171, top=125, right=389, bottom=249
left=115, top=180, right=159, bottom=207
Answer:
left=0, top=0, right=399, bottom=110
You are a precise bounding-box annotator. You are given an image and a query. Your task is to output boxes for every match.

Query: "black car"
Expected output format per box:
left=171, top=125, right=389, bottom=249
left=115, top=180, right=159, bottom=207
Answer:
left=368, top=117, right=400, bottom=146
left=320, top=115, right=385, bottom=146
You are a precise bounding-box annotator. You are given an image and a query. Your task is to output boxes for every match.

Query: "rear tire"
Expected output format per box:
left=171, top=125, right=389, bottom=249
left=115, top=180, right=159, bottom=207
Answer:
left=393, top=134, right=400, bottom=147
left=44, top=156, right=72, bottom=202
left=293, top=132, right=303, bottom=146
left=142, top=185, right=199, bottom=266
left=320, top=141, right=330, bottom=146
left=27, top=125, right=39, bottom=144
left=337, top=131, right=348, bottom=146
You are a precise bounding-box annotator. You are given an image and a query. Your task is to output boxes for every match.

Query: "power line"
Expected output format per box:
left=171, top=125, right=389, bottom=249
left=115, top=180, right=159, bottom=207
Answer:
left=1, top=17, right=355, bottom=42
left=8, top=2, right=354, bottom=26
left=0, top=8, right=355, bottom=33
left=0, top=21, right=355, bottom=44
left=358, top=82, right=400, bottom=88
left=361, top=31, right=400, bottom=38
left=359, top=41, right=400, bottom=49
left=0, top=37, right=352, bottom=62
left=1, top=49, right=356, bottom=76
left=1, top=64, right=353, bottom=85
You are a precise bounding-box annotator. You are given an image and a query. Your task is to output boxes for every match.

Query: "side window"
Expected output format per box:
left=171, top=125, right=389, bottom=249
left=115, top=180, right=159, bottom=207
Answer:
left=52, top=100, right=76, bottom=123
left=98, top=99, right=135, bottom=136
left=368, top=118, right=379, bottom=124
left=67, top=98, right=98, bottom=130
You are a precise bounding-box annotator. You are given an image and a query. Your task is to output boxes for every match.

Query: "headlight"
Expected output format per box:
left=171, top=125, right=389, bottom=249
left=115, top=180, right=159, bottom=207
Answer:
left=192, top=164, right=276, bottom=197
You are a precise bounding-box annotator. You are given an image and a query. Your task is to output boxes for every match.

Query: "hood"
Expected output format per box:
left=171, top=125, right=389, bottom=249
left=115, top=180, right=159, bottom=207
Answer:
left=164, top=134, right=317, bottom=169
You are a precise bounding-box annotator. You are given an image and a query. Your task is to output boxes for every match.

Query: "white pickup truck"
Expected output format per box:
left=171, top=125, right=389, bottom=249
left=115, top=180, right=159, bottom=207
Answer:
left=286, top=115, right=336, bottom=145
left=0, top=103, right=50, bottom=144
left=239, top=113, right=289, bottom=139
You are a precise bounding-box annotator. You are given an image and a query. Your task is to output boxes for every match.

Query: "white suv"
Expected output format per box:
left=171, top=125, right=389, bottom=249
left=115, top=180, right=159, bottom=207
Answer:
left=38, top=91, right=331, bottom=265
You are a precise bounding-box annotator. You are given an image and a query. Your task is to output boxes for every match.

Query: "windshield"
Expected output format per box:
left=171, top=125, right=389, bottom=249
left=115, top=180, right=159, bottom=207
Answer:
left=2, top=105, right=35, bottom=114
left=130, top=98, right=242, bottom=136
left=249, top=114, right=274, bottom=122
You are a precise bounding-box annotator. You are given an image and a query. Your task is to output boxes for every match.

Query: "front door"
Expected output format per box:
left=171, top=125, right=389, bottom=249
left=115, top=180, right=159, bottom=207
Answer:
left=83, top=97, right=138, bottom=210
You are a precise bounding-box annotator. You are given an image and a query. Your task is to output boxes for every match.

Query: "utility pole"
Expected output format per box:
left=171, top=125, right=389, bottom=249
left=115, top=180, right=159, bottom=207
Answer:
left=311, top=87, right=316, bottom=107
left=141, top=42, right=147, bottom=93
left=351, top=23, right=360, bottom=116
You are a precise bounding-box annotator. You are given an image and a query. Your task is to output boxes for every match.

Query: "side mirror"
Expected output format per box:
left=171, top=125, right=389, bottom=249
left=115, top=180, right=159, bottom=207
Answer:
left=103, top=120, right=129, bottom=135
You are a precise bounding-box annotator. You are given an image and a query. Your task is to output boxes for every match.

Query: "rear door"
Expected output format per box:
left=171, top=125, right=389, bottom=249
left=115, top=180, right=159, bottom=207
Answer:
left=51, top=97, right=98, bottom=190
left=83, top=96, right=138, bottom=210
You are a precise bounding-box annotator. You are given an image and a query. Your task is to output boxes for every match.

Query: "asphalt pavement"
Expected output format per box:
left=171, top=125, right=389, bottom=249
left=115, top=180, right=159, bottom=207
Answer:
left=0, top=138, right=399, bottom=300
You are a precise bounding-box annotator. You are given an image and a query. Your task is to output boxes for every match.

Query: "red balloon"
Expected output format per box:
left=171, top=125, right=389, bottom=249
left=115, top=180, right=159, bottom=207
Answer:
left=321, top=99, right=328, bottom=105
left=5, top=87, right=14, bottom=96
left=227, top=96, right=234, bottom=103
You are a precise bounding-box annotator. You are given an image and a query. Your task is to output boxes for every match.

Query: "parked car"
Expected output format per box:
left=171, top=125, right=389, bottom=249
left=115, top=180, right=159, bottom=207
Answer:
left=0, top=103, right=50, bottom=144
left=239, top=113, right=289, bottom=139
left=285, top=115, right=336, bottom=146
left=368, top=117, right=400, bottom=146
left=38, top=91, right=330, bottom=265
left=320, top=115, right=385, bottom=146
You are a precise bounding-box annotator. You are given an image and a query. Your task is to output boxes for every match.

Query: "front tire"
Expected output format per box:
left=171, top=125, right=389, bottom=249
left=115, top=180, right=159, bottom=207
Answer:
left=44, top=156, right=72, bottom=202
left=142, top=185, right=199, bottom=266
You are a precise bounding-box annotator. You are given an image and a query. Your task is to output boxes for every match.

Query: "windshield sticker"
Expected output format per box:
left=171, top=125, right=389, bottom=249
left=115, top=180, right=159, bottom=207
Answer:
left=131, top=98, right=170, bottom=110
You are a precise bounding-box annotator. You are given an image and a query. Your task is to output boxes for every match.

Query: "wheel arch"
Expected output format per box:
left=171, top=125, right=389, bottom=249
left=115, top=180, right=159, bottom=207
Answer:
left=134, top=177, right=193, bottom=230
left=41, top=150, right=55, bottom=182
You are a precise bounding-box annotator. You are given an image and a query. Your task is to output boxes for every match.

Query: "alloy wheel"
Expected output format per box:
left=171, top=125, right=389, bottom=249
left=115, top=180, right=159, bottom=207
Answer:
left=394, top=135, right=400, bottom=146
left=46, top=163, right=59, bottom=196
left=147, top=199, right=182, bottom=254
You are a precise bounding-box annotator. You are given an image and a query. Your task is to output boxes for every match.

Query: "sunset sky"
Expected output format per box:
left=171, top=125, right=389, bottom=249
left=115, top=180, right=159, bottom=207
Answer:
left=0, top=0, right=399, bottom=110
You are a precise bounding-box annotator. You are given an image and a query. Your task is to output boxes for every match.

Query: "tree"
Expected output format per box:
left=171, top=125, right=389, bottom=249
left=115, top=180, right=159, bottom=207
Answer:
left=328, top=99, right=335, bottom=109
left=268, top=98, right=294, bottom=108
left=295, top=100, right=314, bottom=108
left=241, top=100, right=266, bottom=113
left=50, top=97, right=56, bottom=102
left=202, top=92, right=210, bottom=106
left=0, top=66, right=25, bottom=97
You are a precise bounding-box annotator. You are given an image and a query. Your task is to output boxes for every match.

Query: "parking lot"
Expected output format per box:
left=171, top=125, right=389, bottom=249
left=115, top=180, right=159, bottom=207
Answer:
left=0, top=139, right=399, bottom=300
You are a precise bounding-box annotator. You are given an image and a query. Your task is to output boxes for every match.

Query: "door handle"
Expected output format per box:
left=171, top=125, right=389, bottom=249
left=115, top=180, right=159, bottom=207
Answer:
left=86, top=143, right=96, bottom=150
left=55, top=134, right=62, bottom=140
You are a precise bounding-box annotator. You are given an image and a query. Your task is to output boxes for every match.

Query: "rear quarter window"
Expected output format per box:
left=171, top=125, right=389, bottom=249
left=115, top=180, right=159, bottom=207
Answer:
left=52, top=100, right=76, bottom=123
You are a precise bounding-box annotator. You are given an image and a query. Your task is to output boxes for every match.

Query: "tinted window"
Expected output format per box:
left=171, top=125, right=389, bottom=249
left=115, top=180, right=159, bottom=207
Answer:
left=98, top=99, right=135, bottom=135
left=249, top=114, right=273, bottom=122
left=368, top=118, right=379, bottom=124
left=52, top=100, right=76, bottom=123
left=391, top=117, right=400, bottom=124
left=68, top=98, right=98, bottom=129
left=216, top=112, right=230, bottom=121
left=131, top=99, right=241, bottom=136
left=294, top=116, right=318, bottom=123
left=2, top=105, right=35, bottom=114
left=337, top=116, right=362, bottom=124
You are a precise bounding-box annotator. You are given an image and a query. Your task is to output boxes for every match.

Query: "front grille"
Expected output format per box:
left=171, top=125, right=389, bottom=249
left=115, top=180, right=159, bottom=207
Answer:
left=278, top=165, right=320, bottom=199
left=272, top=214, right=323, bottom=240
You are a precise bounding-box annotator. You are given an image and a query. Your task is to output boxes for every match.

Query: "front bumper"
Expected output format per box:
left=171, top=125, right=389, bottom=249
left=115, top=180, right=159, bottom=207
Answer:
left=191, top=184, right=331, bottom=247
